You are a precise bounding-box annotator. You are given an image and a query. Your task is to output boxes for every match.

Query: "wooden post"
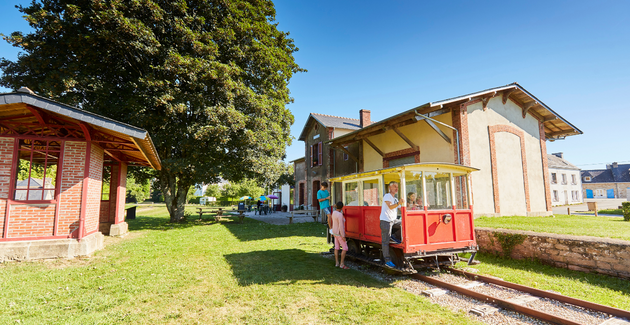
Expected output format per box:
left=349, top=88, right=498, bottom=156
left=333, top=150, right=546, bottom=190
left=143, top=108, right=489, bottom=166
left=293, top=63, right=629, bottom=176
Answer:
left=567, top=207, right=571, bottom=215
left=594, top=202, right=598, bottom=217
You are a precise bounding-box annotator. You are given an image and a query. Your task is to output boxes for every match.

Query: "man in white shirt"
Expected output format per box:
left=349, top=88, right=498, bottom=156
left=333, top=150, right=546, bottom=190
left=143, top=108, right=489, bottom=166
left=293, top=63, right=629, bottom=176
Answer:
left=380, top=181, right=404, bottom=268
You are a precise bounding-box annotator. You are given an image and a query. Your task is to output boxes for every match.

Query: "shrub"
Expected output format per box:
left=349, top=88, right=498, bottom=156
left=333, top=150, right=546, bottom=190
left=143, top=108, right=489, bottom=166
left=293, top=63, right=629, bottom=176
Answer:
left=622, top=202, right=630, bottom=221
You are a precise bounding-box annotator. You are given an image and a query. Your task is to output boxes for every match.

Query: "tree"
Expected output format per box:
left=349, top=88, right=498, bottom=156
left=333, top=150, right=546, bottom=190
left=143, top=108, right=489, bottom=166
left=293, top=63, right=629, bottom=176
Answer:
left=0, top=0, right=303, bottom=222
left=236, top=178, right=264, bottom=199
left=221, top=183, right=238, bottom=204
left=126, top=176, right=151, bottom=203
left=205, top=184, right=221, bottom=198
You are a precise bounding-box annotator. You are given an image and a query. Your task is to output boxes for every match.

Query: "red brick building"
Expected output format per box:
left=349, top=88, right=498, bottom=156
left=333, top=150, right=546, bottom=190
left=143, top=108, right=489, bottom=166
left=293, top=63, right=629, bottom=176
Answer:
left=0, top=88, right=161, bottom=261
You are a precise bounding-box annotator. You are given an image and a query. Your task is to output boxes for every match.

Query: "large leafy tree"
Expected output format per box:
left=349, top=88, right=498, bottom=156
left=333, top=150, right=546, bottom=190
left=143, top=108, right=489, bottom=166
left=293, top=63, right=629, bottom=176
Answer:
left=0, top=0, right=303, bottom=221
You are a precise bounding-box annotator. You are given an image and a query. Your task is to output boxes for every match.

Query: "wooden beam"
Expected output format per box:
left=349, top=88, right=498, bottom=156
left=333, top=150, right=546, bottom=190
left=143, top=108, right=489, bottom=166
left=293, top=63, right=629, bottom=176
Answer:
left=423, top=119, right=452, bottom=144
left=543, top=116, right=558, bottom=122
left=104, top=149, right=123, bottom=162
left=546, top=130, right=577, bottom=138
left=363, top=138, right=383, bottom=156
left=481, top=96, right=491, bottom=111
left=522, top=101, right=537, bottom=118
left=502, top=88, right=516, bottom=104
left=333, top=145, right=359, bottom=163
left=393, top=127, right=419, bottom=151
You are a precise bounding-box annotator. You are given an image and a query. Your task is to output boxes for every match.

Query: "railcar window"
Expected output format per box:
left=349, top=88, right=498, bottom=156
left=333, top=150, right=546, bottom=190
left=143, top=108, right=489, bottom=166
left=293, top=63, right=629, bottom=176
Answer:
left=425, top=172, right=452, bottom=210
left=362, top=179, right=380, bottom=206
left=344, top=182, right=359, bottom=206
left=454, top=175, right=469, bottom=209
left=404, top=170, right=424, bottom=210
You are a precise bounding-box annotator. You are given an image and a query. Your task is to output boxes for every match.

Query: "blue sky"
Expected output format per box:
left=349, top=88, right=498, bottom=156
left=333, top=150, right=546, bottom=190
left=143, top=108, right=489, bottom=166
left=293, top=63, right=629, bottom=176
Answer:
left=1, top=1, right=629, bottom=170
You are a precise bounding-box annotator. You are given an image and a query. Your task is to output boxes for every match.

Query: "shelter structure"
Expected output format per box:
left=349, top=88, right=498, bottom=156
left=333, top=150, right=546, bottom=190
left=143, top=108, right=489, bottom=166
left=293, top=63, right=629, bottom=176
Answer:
left=0, top=88, right=161, bottom=261
left=321, top=83, right=581, bottom=217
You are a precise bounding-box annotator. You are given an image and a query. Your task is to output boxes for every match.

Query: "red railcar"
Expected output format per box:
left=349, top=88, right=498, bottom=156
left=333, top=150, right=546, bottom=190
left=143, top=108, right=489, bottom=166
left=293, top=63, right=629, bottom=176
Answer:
left=328, top=163, right=479, bottom=271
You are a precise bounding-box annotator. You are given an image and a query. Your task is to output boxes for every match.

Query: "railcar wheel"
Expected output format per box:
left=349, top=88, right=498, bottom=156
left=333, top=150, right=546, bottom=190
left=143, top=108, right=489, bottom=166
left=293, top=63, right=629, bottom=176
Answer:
left=347, top=239, right=360, bottom=256
left=389, top=247, right=405, bottom=268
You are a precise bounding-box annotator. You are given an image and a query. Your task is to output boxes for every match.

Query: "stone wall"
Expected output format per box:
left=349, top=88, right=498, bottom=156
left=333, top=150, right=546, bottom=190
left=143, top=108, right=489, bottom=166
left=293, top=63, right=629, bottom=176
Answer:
left=476, top=227, right=630, bottom=279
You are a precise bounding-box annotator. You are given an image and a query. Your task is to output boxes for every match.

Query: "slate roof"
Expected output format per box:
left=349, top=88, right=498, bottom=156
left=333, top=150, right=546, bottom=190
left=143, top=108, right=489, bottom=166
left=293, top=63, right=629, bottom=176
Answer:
left=298, top=113, right=367, bottom=141
left=547, top=154, right=579, bottom=170
left=581, top=163, right=630, bottom=183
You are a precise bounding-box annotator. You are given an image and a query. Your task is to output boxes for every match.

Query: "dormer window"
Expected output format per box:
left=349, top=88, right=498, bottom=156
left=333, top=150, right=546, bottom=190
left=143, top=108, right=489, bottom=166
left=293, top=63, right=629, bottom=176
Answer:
left=584, top=176, right=591, bottom=182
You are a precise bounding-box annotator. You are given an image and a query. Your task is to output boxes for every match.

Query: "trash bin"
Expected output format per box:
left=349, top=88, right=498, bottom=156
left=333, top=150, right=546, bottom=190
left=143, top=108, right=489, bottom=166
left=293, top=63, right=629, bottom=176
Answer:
left=238, top=202, right=245, bottom=211
left=126, top=206, right=136, bottom=220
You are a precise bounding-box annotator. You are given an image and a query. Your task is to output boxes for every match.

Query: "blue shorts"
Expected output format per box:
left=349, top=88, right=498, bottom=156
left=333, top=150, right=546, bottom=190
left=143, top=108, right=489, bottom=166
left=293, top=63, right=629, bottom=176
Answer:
left=321, top=207, right=331, bottom=216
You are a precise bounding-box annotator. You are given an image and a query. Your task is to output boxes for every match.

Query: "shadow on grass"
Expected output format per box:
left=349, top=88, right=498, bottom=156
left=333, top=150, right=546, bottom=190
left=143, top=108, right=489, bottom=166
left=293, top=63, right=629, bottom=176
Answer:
left=225, top=248, right=389, bottom=288
left=474, top=253, right=630, bottom=296
left=223, top=219, right=326, bottom=242
left=127, top=214, right=246, bottom=232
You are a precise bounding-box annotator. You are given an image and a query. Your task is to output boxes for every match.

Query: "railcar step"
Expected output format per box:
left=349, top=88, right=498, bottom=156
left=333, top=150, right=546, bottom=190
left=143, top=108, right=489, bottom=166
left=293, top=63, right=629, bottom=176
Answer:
left=469, top=304, right=499, bottom=317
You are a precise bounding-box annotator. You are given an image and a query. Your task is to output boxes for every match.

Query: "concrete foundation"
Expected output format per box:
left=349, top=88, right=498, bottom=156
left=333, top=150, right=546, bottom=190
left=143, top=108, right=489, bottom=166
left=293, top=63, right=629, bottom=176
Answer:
left=109, top=222, right=128, bottom=237
left=0, top=232, right=104, bottom=262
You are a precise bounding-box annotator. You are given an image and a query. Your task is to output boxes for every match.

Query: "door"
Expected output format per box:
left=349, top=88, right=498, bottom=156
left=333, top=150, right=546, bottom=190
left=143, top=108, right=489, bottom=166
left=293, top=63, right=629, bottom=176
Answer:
left=607, top=189, right=615, bottom=198
left=564, top=190, right=568, bottom=205
left=312, top=180, right=320, bottom=210
left=586, top=189, right=593, bottom=198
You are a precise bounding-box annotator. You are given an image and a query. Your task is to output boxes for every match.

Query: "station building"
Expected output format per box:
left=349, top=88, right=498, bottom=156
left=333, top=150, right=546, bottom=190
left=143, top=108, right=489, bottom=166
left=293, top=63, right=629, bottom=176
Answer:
left=295, top=83, right=582, bottom=217
left=0, top=88, right=161, bottom=261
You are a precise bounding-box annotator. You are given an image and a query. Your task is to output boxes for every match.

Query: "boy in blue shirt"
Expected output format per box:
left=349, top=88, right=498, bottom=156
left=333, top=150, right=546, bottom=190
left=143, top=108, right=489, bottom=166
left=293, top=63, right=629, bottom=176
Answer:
left=317, top=182, right=331, bottom=224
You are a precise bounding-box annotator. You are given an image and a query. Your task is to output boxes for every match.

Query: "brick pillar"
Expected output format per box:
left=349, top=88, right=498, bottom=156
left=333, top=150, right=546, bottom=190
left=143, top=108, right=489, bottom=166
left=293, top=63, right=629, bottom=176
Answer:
left=115, top=162, right=127, bottom=224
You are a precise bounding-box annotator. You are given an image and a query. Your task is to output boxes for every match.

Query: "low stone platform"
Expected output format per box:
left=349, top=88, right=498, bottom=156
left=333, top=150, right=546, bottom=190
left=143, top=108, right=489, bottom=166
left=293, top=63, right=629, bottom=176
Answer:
left=0, top=231, right=104, bottom=262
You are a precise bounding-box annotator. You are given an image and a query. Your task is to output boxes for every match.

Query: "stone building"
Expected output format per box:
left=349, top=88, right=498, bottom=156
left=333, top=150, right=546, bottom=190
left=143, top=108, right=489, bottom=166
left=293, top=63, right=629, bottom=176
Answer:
left=0, top=88, right=161, bottom=261
left=581, top=163, right=630, bottom=199
left=325, top=83, right=582, bottom=217
left=547, top=152, right=582, bottom=206
left=292, top=112, right=370, bottom=209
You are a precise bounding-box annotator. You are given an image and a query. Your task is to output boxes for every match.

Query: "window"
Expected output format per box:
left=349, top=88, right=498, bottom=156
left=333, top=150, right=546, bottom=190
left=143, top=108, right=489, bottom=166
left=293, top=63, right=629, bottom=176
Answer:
left=362, top=179, right=380, bottom=206
left=14, top=139, right=61, bottom=201
left=404, top=170, right=424, bottom=210
left=584, top=176, right=591, bottom=182
left=572, top=191, right=579, bottom=201
left=310, top=142, right=322, bottom=167
left=344, top=182, right=359, bottom=206
left=425, top=172, right=451, bottom=210
left=571, top=174, right=577, bottom=185
left=551, top=173, right=557, bottom=184
left=595, top=189, right=604, bottom=197
left=102, top=165, right=111, bottom=200
left=553, top=190, right=559, bottom=202
left=561, top=174, right=567, bottom=185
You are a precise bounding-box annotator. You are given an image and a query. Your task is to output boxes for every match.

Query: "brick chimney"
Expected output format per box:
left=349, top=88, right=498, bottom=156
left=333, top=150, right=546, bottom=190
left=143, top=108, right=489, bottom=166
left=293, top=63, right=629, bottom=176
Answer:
left=360, top=109, right=371, bottom=128
left=612, top=162, right=618, bottom=169
left=552, top=152, right=563, bottom=159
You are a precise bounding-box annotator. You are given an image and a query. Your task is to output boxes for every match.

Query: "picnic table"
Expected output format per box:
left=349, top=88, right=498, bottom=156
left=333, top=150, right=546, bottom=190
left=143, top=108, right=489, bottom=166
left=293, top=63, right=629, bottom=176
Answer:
left=288, top=209, right=319, bottom=224
left=197, top=207, right=224, bottom=222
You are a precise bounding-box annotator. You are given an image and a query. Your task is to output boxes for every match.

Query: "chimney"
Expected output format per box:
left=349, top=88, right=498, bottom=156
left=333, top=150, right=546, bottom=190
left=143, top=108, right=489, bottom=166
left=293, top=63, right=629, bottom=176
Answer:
left=612, top=162, right=618, bottom=169
left=552, top=152, right=563, bottom=159
left=360, top=109, right=371, bottom=128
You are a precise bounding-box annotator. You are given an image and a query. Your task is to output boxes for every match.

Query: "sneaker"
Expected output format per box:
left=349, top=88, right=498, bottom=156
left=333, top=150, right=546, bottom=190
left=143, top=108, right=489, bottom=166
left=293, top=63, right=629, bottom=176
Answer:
left=385, top=261, right=396, bottom=268
left=390, top=237, right=401, bottom=244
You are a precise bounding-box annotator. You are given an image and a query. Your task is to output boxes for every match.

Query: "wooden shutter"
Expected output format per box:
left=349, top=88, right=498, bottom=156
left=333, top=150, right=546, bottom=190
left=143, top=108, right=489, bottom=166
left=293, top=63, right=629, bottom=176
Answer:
left=318, top=142, right=323, bottom=166
left=310, top=145, right=313, bottom=167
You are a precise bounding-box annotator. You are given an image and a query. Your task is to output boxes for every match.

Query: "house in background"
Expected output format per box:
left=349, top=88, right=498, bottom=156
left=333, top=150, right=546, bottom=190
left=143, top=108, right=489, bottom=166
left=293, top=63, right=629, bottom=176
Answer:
left=326, top=83, right=582, bottom=217
left=547, top=152, right=582, bottom=206
left=581, top=163, right=630, bottom=200
left=293, top=112, right=370, bottom=209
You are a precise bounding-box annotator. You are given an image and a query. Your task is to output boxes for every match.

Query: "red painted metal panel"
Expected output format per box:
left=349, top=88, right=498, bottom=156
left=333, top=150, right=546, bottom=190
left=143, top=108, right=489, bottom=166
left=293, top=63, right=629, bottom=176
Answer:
left=362, top=207, right=381, bottom=242
left=343, top=206, right=361, bottom=238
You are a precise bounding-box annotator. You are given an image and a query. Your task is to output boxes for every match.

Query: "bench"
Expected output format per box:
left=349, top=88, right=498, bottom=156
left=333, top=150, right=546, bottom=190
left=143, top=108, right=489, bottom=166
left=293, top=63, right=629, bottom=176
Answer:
left=197, top=208, right=224, bottom=222
left=288, top=209, right=319, bottom=224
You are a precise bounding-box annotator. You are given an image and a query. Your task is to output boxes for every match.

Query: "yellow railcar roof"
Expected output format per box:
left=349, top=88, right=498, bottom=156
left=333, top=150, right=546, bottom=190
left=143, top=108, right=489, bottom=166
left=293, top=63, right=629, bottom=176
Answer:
left=328, top=162, right=479, bottom=182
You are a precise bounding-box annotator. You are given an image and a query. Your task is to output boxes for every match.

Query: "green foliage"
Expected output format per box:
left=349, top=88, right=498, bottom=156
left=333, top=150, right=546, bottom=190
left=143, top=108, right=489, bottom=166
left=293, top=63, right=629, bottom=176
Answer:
left=188, top=196, right=201, bottom=204
left=492, top=232, right=527, bottom=258
left=0, top=0, right=303, bottom=222
left=622, top=202, right=630, bottom=221
left=236, top=178, right=264, bottom=199
left=598, top=209, right=623, bottom=215
left=221, top=183, right=238, bottom=203
left=126, top=176, right=150, bottom=203
left=270, top=162, right=294, bottom=188
left=204, top=184, right=221, bottom=198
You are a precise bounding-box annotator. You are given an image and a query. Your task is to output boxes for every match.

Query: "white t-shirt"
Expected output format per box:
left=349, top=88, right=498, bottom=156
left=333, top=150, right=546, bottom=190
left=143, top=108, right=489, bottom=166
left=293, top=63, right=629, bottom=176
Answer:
left=380, top=193, right=399, bottom=222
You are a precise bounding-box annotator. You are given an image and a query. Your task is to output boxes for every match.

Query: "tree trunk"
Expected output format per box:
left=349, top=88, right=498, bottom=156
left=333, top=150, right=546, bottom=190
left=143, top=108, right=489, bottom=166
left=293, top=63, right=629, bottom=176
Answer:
left=159, top=171, right=191, bottom=223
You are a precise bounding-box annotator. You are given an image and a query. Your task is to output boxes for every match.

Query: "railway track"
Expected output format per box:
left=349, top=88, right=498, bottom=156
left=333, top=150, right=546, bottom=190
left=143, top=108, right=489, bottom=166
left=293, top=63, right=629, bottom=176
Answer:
left=335, top=252, right=630, bottom=325
left=413, top=268, right=630, bottom=325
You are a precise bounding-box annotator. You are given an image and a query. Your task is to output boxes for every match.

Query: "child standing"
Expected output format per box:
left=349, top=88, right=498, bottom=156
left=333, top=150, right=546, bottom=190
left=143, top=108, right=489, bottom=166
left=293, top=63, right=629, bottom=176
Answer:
left=331, top=201, right=349, bottom=269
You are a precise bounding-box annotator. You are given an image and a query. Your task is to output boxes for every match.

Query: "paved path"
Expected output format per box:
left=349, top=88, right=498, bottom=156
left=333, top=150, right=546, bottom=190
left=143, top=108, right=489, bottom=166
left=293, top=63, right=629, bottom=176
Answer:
left=551, top=198, right=627, bottom=215
left=240, top=210, right=325, bottom=225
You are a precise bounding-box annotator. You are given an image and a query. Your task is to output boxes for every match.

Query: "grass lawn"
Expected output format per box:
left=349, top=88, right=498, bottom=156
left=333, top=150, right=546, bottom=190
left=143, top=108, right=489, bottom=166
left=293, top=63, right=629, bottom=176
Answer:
left=474, top=214, right=630, bottom=241
left=0, top=206, right=481, bottom=324
left=455, top=254, right=630, bottom=310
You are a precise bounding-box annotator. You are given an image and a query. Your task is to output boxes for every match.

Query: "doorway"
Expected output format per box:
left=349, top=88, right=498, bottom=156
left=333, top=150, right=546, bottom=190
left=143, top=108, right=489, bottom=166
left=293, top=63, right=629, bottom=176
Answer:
left=312, top=180, right=321, bottom=210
